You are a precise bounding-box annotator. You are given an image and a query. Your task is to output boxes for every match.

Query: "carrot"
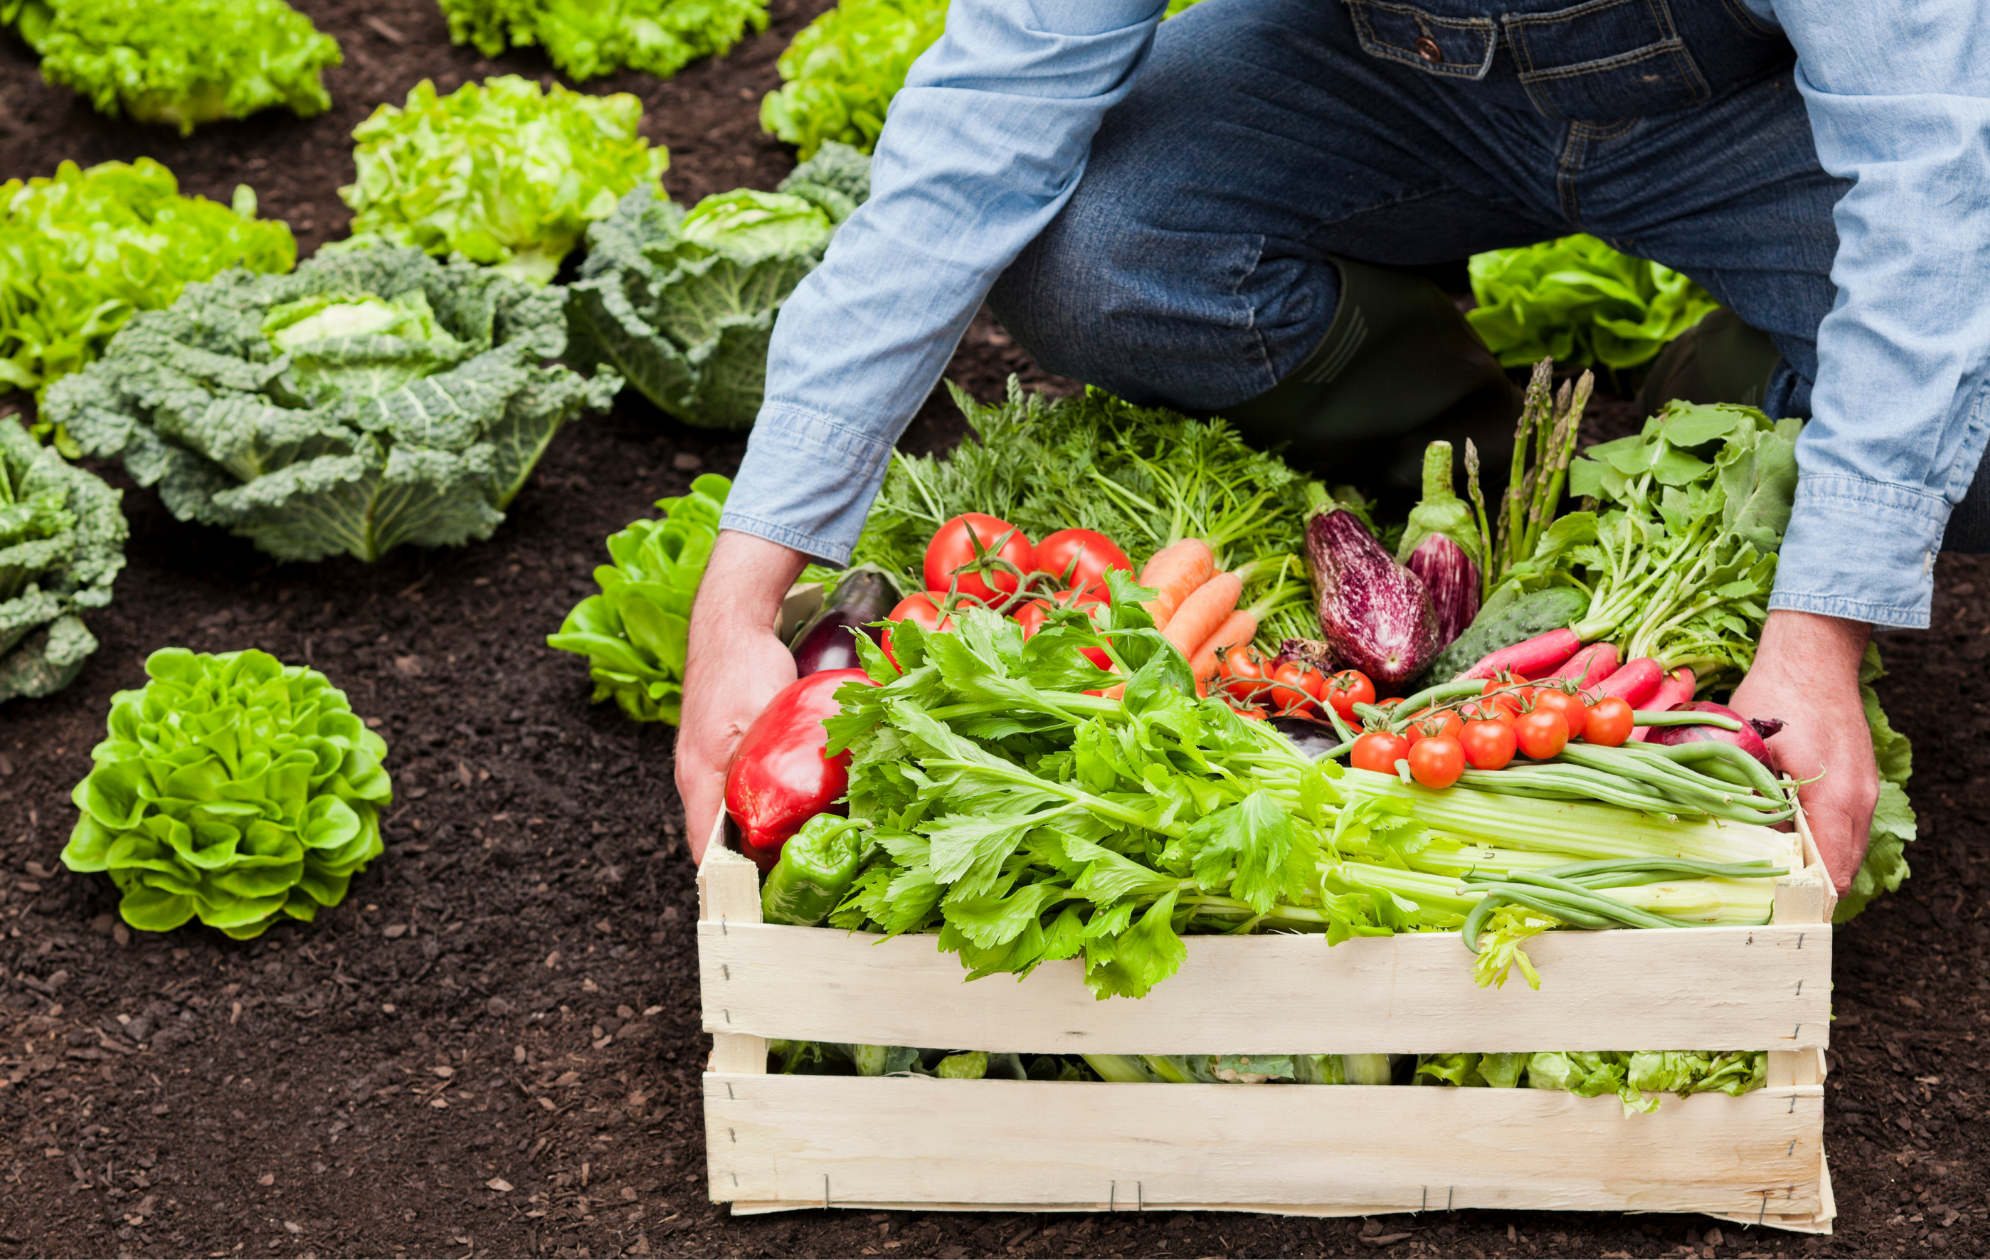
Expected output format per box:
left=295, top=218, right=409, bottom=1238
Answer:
left=1162, top=570, right=1244, bottom=659
left=1137, top=539, right=1215, bottom=627
left=1189, top=609, right=1257, bottom=682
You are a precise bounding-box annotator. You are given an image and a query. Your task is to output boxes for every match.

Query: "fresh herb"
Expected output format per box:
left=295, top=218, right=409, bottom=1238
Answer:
left=438, top=0, right=767, bottom=81
left=61, top=648, right=392, bottom=939
left=0, top=414, right=125, bottom=703
left=49, top=239, right=619, bottom=563
left=1466, top=235, right=1720, bottom=374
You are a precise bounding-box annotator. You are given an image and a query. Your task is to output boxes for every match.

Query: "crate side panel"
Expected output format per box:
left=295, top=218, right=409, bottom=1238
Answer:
left=697, top=922, right=1830, bottom=1053
left=704, top=1076, right=1824, bottom=1216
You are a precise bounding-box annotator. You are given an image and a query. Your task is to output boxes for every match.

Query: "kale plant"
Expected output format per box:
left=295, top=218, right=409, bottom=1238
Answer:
left=0, top=414, right=125, bottom=703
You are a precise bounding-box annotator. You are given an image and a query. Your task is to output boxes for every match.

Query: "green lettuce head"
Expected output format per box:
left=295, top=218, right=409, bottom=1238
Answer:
left=566, top=143, right=870, bottom=429
left=7, top=0, right=341, bottom=133
left=0, top=414, right=126, bottom=703
left=438, top=0, right=769, bottom=82
left=1467, top=234, right=1720, bottom=371
left=341, top=75, right=671, bottom=286
left=61, top=649, right=392, bottom=940
left=46, top=241, right=620, bottom=564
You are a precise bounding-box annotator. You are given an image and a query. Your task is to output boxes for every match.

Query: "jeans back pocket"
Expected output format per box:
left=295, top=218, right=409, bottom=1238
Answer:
left=1345, top=0, right=1499, bottom=81
left=1503, top=0, right=1710, bottom=120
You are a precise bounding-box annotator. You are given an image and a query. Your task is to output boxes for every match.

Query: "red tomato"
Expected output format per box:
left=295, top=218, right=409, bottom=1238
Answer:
left=1514, top=709, right=1570, bottom=760
left=1350, top=731, right=1411, bottom=775
left=1460, top=719, right=1517, bottom=770
left=1324, top=670, right=1375, bottom=719
left=1406, top=709, right=1464, bottom=746
left=1531, top=688, right=1588, bottom=740
left=1583, top=696, right=1634, bottom=747
left=1266, top=661, right=1324, bottom=715
left=1034, top=528, right=1132, bottom=601
left=1407, top=735, right=1466, bottom=789
left=882, top=592, right=953, bottom=668
left=1220, top=646, right=1271, bottom=706
left=1478, top=678, right=1530, bottom=721
left=924, top=513, right=1034, bottom=603
left=1459, top=698, right=1514, bottom=725
left=1234, top=706, right=1268, bottom=721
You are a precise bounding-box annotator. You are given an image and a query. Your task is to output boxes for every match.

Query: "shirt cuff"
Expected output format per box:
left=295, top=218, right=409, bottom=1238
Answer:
left=1768, top=474, right=1947, bottom=630
left=718, top=402, right=899, bottom=566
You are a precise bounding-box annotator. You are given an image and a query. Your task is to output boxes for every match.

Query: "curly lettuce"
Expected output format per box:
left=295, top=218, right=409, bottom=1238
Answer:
left=547, top=473, right=729, bottom=724
left=439, top=0, right=768, bottom=81
left=565, top=142, right=870, bottom=428
left=1836, top=643, right=1917, bottom=923
left=341, top=75, right=671, bottom=286
left=0, top=159, right=295, bottom=428
left=61, top=648, right=390, bottom=939
left=46, top=240, right=620, bottom=563
left=6, top=0, right=341, bottom=133
left=1467, top=234, right=1721, bottom=371
left=0, top=413, right=125, bottom=703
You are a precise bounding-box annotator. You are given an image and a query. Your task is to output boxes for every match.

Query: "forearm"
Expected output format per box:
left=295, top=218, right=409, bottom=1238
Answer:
left=686, top=531, right=810, bottom=651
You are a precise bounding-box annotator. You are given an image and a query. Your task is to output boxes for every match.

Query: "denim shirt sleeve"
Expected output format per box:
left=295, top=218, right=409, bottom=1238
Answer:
left=720, top=0, right=1166, bottom=564
left=1749, top=0, right=1990, bottom=629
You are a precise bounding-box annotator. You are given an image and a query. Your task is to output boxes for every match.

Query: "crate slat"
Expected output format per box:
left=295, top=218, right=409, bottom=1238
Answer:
left=705, top=1074, right=1825, bottom=1217
left=698, top=920, right=1830, bottom=1053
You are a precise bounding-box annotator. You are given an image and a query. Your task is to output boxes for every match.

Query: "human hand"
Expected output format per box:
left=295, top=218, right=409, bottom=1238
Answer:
left=675, top=531, right=808, bottom=862
left=1728, top=610, right=1877, bottom=894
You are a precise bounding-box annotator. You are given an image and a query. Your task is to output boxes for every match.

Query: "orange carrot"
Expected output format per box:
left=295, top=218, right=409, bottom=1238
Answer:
left=1137, top=538, right=1215, bottom=627
left=1188, top=609, right=1258, bottom=681
left=1162, top=570, right=1244, bottom=659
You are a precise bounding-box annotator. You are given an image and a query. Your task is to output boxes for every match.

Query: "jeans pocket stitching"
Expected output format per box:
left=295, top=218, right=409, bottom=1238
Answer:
left=1343, top=0, right=1499, bottom=81
left=1518, top=38, right=1695, bottom=86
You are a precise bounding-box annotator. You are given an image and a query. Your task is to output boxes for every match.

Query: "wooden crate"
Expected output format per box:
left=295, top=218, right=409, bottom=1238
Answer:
left=698, top=585, right=1834, bottom=1230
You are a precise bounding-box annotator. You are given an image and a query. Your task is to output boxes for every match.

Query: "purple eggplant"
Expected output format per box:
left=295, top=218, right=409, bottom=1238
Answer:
left=789, top=569, right=893, bottom=677
left=1405, top=534, right=1480, bottom=646
left=1304, top=507, right=1441, bottom=692
left=1269, top=715, right=1339, bottom=761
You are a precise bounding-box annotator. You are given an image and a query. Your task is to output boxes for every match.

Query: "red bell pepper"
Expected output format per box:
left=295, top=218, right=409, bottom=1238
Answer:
left=724, top=668, right=875, bottom=869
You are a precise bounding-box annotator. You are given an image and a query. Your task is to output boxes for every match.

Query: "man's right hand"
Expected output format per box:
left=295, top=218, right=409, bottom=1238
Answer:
left=675, top=530, right=809, bottom=863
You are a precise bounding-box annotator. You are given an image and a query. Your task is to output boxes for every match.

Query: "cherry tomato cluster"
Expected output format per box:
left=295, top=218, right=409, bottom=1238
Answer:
left=1215, top=649, right=1375, bottom=723
left=881, top=514, right=1133, bottom=667
left=1349, top=672, right=1637, bottom=791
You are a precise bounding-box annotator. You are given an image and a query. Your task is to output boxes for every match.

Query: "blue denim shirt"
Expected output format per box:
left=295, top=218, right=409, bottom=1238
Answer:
left=722, top=0, right=1990, bottom=631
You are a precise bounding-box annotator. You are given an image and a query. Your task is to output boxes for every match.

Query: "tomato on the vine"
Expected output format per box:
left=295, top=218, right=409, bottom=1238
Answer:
left=1407, top=735, right=1465, bottom=789
left=1033, top=528, right=1132, bottom=601
left=1459, top=697, right=1514, bottom=725
left=1583, top=695, right=1634, bottom=747
left=1406, top=709, right=1463, bottom=745
left=1267, top=661, right=1325, bottom=715
left=1219, top=646, right=1271, bottom=706
left=1531, top=688, right=1588, bottom=740
left=1478, top=677, right=1531, bottom=721
left=1460, top=719, right=1516, bottom=770
left=1514, top=709, right=1570, bottom=760
left=1350, top=730, right=1411, bottom=775
left=1324, top=670, right=1375, bottom=719
left=924, top=513, right=1034, bottom=603
left=883, top=592, right=954, bottom=668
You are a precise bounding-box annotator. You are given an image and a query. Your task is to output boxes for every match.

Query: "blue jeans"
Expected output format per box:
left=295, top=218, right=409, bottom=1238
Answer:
left=986, top=0, right=1990, bottom=549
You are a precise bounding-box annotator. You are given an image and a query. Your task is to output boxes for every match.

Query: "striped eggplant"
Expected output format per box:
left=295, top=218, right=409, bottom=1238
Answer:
left=1304, top=506, right=1440, bottom=691
left=1405, top=533, right=1480, bottom=646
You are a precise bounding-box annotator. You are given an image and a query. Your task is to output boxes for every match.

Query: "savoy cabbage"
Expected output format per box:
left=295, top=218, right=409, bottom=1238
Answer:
left=45, top=241, right=619, bottom=563
left=0, top=413, right=125, bottom=703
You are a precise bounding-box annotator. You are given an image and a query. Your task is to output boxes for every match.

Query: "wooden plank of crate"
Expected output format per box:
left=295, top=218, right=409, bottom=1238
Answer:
left=697, top=841, right=768, bottom=1076
left=698, top=920, right=1831, bottom=1053
left=705, top=1075, right=1825, bottom=1217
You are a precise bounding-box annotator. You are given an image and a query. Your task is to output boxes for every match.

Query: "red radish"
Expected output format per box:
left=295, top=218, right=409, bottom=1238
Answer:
left=1461, top=628, right=1581, bottom=681
left=1590, top=656, right=1663, bottom=707
left=1547, top=642, right=1619, bottom=687
left=1645, top=699, right=1778, bottom=767
left=1629, top=667, right=1697, bottom=741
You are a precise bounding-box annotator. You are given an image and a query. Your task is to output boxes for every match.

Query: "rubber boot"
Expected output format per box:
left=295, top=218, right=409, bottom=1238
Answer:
left=1633, top=307, right=1782, bottom=415
left=1219, top=255, right=1520, bottom=498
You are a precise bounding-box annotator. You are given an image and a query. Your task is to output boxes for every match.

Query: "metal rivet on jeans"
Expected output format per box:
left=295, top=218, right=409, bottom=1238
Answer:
left=1416, top=36, right=1443, bottom=63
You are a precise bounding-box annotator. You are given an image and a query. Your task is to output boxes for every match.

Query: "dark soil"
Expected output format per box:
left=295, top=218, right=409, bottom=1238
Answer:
left=2, top=3, right=1985, bottom=1258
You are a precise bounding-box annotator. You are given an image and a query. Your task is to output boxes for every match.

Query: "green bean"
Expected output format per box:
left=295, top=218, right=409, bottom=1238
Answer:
left=1630, top=709, right=1743, bottom=730
left=1470, top=885, right=1620, bottom=930
left=1488, top=872, right=1681, bottom=927
left=1550, top=745, right=1789, bottom=817
left=1386, top=680, right=1486, bottom=731
left=1536, top=857, right=1788, bottom=887
left=1455, top=768, right=1697, bottom=816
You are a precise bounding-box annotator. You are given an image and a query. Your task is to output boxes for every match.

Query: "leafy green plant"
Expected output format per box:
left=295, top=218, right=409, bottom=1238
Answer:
left=438, top=0, right=768, bottom=81
left=0, top=159, right=295, bottom=436
left=61, top=648, right=391, bottom=940
left=1837, top=643, right=1917, bottom=923
left=47, top=240, right=619, bottom=563
left=547, top=473, right=728, bottom=724
left=761, top=0, right=1203, bottom=159
left=4, top=0, right=340, bottom=133
left=565, top=143, right=871, bottom=429
left=341, top=75, right=671, bottom=285
left=1466, top=235, right=1720, bottom=372
left=0, top=414, right=125, bottom=703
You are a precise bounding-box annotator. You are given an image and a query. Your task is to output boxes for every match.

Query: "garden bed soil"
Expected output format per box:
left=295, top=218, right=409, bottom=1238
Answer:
left=3, top=3, right=1988, bottom=1257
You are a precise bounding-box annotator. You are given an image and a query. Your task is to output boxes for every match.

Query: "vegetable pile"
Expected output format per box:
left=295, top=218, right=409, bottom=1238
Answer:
left=341, top=76, right=671, bottom=286
left=0, top=158, right=296, bottom=424
left=0, top=414, right=126, bottom=704
left=547, top=474, right=732, bottom=725
left=4, top=0, right=342, bottom=133
left=60, top=648, right=391, bottom=940
left=439, top=0, right=768, bottom=81
left=48, top=240, right=619, bottom=563
left=565, top=143, right=872, bottom=429
left=1467, top=235, right=1721, bottom=374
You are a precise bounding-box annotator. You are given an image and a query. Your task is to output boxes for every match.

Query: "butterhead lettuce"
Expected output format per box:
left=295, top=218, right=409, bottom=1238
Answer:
left=439, top=0, right=768, bottom=81
left=46, top=241, right=620, bottom=563
left=1467, top=235, right=1720, bottom=371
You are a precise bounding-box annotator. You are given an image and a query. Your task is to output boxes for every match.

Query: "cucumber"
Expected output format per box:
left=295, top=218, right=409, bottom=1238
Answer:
left=1424, top=585, right=1589, bottom=682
